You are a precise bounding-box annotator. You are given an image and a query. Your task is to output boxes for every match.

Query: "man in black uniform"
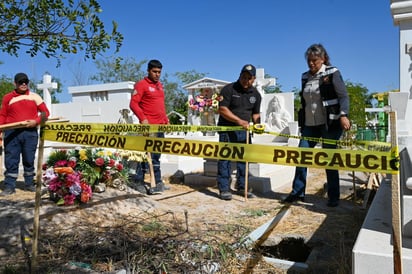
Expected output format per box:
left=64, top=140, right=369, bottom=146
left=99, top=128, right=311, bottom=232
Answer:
left=217, top=64, right=262, bottom=200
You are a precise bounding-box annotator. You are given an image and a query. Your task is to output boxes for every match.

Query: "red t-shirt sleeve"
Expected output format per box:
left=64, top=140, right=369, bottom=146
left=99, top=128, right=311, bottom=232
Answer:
left=35, top=102, right=50, bottom=124
left=130, top=82, right=147, bottom=122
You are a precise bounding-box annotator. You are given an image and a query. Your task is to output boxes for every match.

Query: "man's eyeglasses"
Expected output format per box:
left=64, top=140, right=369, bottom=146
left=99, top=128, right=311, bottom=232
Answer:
left=17, top=80, right=29, bottom=85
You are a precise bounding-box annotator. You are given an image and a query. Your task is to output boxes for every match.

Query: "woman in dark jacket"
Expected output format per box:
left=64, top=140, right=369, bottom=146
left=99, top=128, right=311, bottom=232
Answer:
left=282, top=44, right=351, bottom=207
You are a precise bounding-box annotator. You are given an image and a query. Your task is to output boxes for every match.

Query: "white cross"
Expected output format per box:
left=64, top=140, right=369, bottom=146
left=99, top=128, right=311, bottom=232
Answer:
left=254, top=68, right=276, bottom=119
left=37, top=74, right=58, bottom=117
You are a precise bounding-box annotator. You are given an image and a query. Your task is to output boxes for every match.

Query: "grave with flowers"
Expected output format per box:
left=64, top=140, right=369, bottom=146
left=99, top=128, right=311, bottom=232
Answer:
left=42, top=148, right=133, bottom=206
left=183, top=78, right=229, bottom=127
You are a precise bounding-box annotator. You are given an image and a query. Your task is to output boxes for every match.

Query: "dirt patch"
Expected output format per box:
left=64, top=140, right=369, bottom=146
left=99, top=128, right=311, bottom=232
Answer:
left=0, top=168, right=370, bottom=273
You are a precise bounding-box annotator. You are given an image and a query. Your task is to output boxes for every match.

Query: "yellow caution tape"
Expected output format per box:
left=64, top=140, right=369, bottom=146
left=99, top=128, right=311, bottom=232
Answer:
left=44, top=122, right=243, bottom=134
left=44, top=122, right=391, bottom=151
left=42, top=130, right=398, bottom=174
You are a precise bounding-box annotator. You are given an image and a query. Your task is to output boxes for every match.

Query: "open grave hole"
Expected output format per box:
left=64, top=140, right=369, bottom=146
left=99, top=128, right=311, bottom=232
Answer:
left=259, top=237, right=312, bottom=262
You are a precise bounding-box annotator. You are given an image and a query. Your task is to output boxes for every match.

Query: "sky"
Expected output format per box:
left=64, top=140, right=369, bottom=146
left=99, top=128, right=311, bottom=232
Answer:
left=1, top=0, right=400, bottom=103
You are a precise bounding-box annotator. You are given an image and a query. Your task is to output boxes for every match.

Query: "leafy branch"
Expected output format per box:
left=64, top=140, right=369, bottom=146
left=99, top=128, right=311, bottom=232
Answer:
left=0, top=0, right=123, bottom=65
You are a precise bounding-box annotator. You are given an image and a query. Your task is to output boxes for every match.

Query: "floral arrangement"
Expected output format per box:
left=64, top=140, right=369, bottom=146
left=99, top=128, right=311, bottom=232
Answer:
left=42, top=148, right=128, bottom=206
left=188, top=92, right=223, bottom=114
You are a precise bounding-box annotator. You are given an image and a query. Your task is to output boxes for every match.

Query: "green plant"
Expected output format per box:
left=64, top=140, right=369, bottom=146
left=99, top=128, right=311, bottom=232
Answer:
left=244, top=209, right=266, bottom=217
left=142, top=221, right=163, bottom=232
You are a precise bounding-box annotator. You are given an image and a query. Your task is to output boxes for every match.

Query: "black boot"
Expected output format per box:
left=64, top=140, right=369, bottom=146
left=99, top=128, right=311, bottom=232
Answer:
left=132, top=180, right=147, bottom=194
left=156, top=181, right=171, bottom=192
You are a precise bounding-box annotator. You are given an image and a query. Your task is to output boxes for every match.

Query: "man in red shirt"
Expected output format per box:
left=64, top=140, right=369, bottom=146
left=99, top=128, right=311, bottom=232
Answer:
left=130, top=60, right=169, bottom=193
left=0, top=73, right=50, bottom=196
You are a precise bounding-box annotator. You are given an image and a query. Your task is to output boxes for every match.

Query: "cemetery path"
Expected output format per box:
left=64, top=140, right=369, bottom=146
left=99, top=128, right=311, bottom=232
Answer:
left=0, top=168, right=368, bottom=273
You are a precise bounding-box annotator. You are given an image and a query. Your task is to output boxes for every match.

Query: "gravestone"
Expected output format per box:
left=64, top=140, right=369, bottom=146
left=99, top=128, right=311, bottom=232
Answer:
left=253, top=68, right=296, bottom=143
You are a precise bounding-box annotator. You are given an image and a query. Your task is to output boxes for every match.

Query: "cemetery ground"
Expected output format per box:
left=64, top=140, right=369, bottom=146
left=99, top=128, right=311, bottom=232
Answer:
left=0, top=168, right=373, bottom=273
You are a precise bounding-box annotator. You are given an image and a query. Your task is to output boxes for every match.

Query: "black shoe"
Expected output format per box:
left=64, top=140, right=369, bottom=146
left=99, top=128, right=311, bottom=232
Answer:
left=24, top=185, right=36, bottom=192
left=327, top=200, right=339, bottom=207
left=131, top=181, right=147, bottom=194
left=236, top=189, right=256, bottom=198
left=136, top=184, right=148, bottom=194
left=153, top=182, right=167, bottom=193
left=220, top=191, right=232, bottom=201
left=0, top=188, right=16, bottom=196
left=281, top=194, right=305, bottom=203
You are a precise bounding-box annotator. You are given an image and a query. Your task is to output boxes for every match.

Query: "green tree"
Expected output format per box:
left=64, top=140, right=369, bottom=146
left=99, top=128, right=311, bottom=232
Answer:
left=173, top=70, right=207, bottom=124
left=265, top=84, right=282, bottom=94
left=90, top=57, right=147, bottom=83
left=263, top=73, right=279, bottom=94
left=0, top=74, right=14, bottom=99
left=175, top=70, right=207, bottom=85
left=346, top=81, right=369, bottom=128
left=0, top=0, right=123, bottom=64
left=162, top=73, right=186, bottom=124
left=291, top=87, right=301, bottom=121
left=290, top=81, right=369, bottom=128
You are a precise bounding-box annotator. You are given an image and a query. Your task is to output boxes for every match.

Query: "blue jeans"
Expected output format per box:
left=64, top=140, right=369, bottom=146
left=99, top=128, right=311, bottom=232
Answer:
left=3, top=128, right=38, bottom=190
left=135, top=132, right=164, bottom=184
left=291, top=125, right=343, bottom=202
left=217, top=131, right=249, bottom=192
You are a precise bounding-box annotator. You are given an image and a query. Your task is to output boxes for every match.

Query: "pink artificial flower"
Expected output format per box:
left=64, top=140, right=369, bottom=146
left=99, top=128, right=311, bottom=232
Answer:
left=48, top=180, right=63, bottom=192
left=63, top=194, right=76, bottom=205
left=54, top=160, right=68, bottom=167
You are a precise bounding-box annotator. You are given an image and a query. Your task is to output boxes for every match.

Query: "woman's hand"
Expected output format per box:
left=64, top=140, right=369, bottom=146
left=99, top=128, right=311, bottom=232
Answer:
left=340, top=116, right=351, bottom=131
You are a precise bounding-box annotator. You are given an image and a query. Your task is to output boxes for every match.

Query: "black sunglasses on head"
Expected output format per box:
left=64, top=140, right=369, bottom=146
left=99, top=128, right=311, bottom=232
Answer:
left=17, top=80, right=29, bottom=85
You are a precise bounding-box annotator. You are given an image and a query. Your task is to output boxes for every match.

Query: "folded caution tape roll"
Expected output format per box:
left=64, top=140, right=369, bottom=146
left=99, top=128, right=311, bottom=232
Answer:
left=253, top=124, right=265, bottom=134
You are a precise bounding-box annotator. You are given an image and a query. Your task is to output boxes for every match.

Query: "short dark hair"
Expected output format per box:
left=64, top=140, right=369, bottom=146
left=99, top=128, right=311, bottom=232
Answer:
left=148, top=59, right=162, bottom=70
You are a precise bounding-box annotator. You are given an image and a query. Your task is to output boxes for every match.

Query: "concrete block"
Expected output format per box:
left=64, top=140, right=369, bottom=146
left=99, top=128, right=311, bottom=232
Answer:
left=404, top=196, right=412, bottom=237
left=248, top=176, right=272, bottom=193
left=203, top=159, right=237, bottom=177
left=184, top=174, right=217, bottom=187
left=352, top=177, right=412, bottom=273
left=200, top=159, right=294, bottom=193
left=161, top=154, right=204, bottom=177
left=389, top=91, right=410, bottom=120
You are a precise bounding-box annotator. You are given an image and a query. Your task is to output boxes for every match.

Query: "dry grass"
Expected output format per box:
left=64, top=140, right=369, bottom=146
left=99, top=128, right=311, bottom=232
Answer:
left=0, top=168, right=372, bottom=273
